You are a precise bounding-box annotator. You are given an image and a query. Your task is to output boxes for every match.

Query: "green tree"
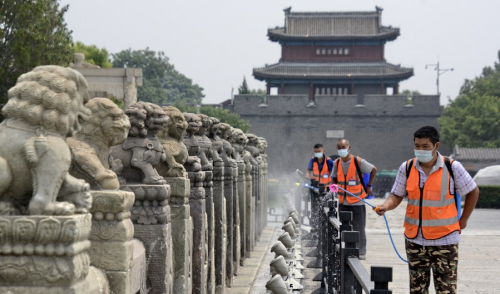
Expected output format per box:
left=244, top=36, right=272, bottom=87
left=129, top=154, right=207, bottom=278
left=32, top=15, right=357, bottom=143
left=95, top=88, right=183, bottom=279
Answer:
left=439, top=51, right=500, bottom=148
left=238, top=76, right=266, bottom=103
left=112, top=48, right=204, bottom=105
left=400, top=89, right=422, bottom=104
left=238, top=76, right=250, bottom=94
left=72, top=41, right=112, bottom=68
left=173, top=101, right=250, bottom=132
left=0, top=0, right=73, bottom=106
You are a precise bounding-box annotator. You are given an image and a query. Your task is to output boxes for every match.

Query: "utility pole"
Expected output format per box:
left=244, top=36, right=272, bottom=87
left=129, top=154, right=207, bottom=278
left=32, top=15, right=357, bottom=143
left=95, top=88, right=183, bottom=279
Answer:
left=426, top=61, right=453, bottom=95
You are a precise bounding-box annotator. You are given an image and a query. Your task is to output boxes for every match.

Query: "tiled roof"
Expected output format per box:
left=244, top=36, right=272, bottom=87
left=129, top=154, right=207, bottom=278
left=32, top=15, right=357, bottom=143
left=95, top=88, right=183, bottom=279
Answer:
left=253, top=62, right=413, bottom=81
left=268, top=7, right=399, bottom=41
left=452, top=145, right=500, bottom=161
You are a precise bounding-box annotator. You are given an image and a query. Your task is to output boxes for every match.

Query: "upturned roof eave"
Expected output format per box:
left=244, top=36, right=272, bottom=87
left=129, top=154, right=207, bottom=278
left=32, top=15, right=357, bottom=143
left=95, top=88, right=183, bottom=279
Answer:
left=252, top=68, right=414, bottom=81
left=267, top=28, right=400, bottom=42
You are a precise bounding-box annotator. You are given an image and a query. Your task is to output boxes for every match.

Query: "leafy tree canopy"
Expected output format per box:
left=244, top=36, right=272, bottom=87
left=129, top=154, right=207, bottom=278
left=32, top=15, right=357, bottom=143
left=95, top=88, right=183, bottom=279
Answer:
left=72, top=41, right=111, bottom=68
left=238, top=76, right=250, bottom=94
left=0, top=0, right=73, bottom=106
left=400, top=89, right=421, bottom=98
left=238, top=76, right=266, bottom=103
left=173, top=101, right=250, bottom=133
left=439, top=51, right=500, bottom=148
left=112, top=48, right=204, bottom=105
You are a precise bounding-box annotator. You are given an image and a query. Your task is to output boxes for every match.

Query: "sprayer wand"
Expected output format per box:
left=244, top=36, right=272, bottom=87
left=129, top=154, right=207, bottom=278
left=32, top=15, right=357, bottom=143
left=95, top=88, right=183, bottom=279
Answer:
left=329, top=184, right=408, bottom=263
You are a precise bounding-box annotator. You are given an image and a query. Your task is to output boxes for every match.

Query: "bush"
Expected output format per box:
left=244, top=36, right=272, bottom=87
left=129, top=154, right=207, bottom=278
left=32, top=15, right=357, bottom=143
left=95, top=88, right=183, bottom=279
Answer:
left=475, top=186, right=500, bottom=208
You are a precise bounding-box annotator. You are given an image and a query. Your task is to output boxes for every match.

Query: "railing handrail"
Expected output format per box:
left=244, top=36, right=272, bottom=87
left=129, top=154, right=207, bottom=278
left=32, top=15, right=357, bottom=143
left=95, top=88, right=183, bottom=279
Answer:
left=347, top=257, right=373, bottom=293
left=315, top=192, right=392, bottom=294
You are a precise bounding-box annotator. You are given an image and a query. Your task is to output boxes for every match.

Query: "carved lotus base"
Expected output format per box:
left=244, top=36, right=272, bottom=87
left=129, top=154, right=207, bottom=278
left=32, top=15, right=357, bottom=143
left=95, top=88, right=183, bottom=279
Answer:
left=0, top=214, right=92, bottom=287
left=0, top=265, right=106, bottom=294
left=121, top=185, right=171, bottom=225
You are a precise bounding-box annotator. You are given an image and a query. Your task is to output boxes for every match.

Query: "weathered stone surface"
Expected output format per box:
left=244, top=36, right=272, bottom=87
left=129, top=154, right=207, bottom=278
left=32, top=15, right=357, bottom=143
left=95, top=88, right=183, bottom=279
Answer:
left=156, top=106, right=189, bottom=178
left=170, top=204, right=193, bottom=294
left=204, top=171, right=216, bottom=294
left=110, top=102, right=168, bottom=186
left=183, top=112, right=203, bottom=173
left=189, top=170, right=206, bottom=294
left=67, top=98, right=131, bottom=191
left=104, top=239, right=146, bottom=294
left=90, top=190, right=135, bottom=215
left=134, top=224, right=172, bottom=294
left=166, top=176, right=192, bottom=294
left=0, top=214, right=92, bottom=287
left=89, top=219, right=134, bottom=242
left=119, top=183, right=172, bottom=294
left=243, top=149, right=254, bottom=255
left=212, top=164, right=226, bottom=294
left=106, top=240, right=146, bottom=294
left=165, top=177, right=190, bottom=205
left=122, top=184, right=170, bottom=225
left=130, top=239, right=147, bottom=294
left=0, top=267, right=108, bottom=294
left=0, top=65, right=93, bottom=216
left=237, top=161, right=246, bottom=265
left=88, top=240, right=133, bottom=271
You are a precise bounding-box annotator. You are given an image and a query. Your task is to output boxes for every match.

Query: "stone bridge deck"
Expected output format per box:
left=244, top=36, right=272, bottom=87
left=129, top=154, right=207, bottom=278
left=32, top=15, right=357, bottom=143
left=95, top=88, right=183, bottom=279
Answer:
left=240, top=199, right=500, bottom=294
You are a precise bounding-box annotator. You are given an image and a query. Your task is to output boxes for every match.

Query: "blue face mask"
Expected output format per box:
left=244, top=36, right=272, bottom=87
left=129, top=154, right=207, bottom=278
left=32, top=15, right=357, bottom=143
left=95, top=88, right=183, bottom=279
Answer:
left=414, top=147, right=436, bottom=163
left=314, top=152, right=323, bottom=158
left=338, top=149, right=349, bottom=158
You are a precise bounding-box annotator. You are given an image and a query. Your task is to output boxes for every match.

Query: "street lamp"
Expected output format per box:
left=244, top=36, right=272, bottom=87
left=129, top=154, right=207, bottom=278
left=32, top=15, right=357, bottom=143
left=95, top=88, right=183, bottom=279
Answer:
left=426, top=61, right=454, bottom=95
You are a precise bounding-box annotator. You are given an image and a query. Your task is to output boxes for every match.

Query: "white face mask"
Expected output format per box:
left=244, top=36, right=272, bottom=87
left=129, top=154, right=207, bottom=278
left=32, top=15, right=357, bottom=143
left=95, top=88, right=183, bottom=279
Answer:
left=414, top=147, right=436, bottom=163
left=314, top=152, right=323, bottom=158
left=338, top=149, right=349, bottom=158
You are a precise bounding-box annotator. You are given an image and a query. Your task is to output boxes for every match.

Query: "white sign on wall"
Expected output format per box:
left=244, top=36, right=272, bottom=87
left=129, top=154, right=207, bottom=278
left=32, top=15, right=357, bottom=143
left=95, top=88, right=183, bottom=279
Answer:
left=326, top=130, right=344, bottom=138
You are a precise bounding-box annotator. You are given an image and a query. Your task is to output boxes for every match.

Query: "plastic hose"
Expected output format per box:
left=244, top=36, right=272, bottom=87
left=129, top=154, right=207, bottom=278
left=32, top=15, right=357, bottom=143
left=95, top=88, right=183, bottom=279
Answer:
left=329, top=184, right=408, bottom=263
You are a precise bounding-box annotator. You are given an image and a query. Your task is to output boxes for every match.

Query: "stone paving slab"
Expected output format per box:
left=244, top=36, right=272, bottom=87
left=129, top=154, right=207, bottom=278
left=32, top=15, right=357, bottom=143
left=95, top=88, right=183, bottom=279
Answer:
left=227, top=226, right=276, bottom=294
left=361, top=198, right=500, bottom=294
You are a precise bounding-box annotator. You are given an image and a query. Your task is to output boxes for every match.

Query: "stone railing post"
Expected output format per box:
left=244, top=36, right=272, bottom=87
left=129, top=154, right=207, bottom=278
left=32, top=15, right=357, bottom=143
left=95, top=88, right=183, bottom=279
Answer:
left=188, top=170, right=207, bottom=294
left=245, top=161, right=254, bottom=255
left=212, top=162, right=226, bottom=294
left=224, top=163, right=234, bottom=287
left=89, top=190, right=146, bottom=294
left=237, top=160, right=246, bottom=266
left=125, top=184, right=173, bottom=294
left=0, top=214, right=107, bottom=293
left=204, top=171, right=215, bottom=294
left=165, top=177, right=193, bottom=294
left=253, top=163, right=260, bottom=241
left=260, top=161, right=267, bottom=234
left=232, top=164, right=240, bottom=275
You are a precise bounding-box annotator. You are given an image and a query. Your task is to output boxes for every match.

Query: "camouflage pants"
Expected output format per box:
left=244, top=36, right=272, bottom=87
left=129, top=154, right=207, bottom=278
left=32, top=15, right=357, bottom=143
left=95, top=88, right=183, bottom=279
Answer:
left=405, top=240, right=459, bottom=294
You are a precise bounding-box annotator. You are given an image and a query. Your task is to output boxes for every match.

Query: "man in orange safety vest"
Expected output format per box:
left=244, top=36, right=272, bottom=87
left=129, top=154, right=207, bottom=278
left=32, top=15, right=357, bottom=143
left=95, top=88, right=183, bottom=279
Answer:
left=375, top=126, right=479, bottom=294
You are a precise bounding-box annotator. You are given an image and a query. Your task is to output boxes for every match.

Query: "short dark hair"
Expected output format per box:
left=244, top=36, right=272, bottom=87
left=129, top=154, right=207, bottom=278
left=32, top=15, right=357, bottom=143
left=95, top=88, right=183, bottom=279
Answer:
left=414, top=126, right=440, bottom=144
left=313, top=143, right=323, bottom=149
left=337, top=138, right=350, bottom=145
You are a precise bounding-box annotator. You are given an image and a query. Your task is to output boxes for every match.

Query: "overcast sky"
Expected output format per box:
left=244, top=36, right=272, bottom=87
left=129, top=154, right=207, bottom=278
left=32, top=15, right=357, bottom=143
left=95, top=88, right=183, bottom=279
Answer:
left=60, top=0, right=500, bottom=105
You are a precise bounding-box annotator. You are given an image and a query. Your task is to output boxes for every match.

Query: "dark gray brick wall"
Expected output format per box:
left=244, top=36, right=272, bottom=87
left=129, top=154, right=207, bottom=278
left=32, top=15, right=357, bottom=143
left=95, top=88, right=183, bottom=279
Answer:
left=233, top=94, right=443, bottom=179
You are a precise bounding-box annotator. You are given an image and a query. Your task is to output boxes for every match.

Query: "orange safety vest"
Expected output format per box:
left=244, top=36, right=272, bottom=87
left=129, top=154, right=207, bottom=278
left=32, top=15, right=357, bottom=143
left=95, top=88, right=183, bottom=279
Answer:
left=404, top=156, right=460, bottom=240
left=312, top=156, right=331, bottom=185
left=336, top=156, right=367, bottom=204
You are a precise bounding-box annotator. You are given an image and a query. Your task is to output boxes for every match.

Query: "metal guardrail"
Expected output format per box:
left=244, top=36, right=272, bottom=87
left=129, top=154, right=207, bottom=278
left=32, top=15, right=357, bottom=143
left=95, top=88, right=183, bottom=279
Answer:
left=316, top=193, right=393, bottom=294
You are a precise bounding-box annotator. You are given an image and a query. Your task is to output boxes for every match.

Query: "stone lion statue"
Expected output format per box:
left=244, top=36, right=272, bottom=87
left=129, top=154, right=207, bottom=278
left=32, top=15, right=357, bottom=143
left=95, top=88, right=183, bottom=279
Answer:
left=156, top=106, right=188, bottom=178
left=67, top=98, right=131, bottom=190
left=110, top=102, right=168, bottom=185
left=183, top=113, right=202, bottom=172
left=0, top=66, right=92, bottom=215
